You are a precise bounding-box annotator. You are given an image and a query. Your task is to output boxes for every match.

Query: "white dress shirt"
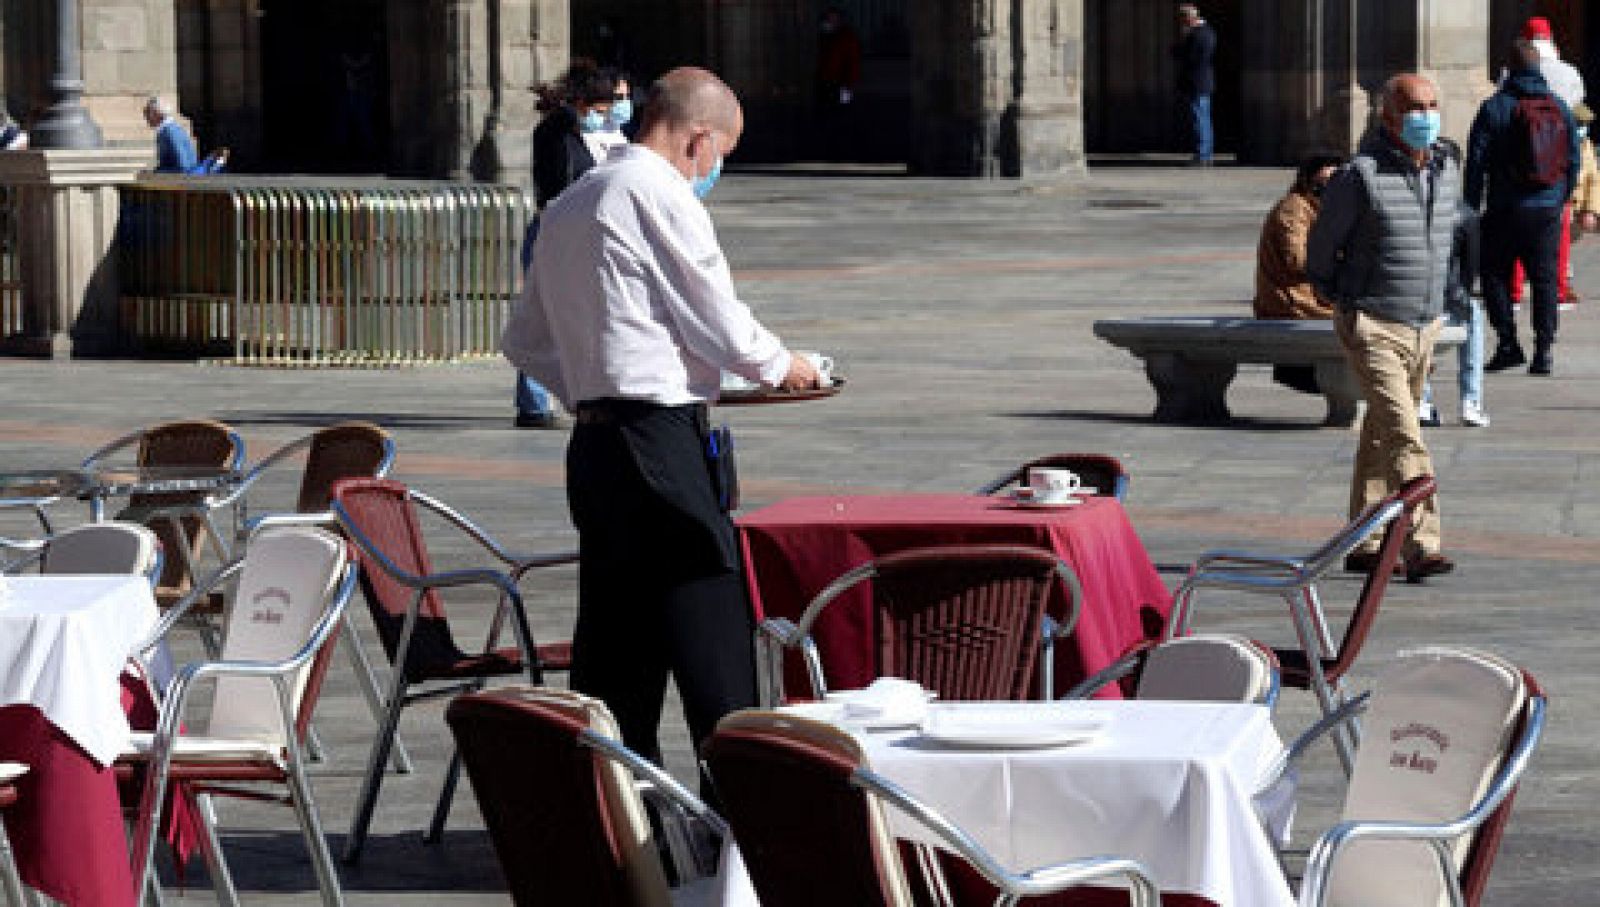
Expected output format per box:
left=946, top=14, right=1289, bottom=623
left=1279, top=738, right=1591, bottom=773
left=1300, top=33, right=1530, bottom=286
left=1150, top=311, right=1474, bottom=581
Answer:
left=503, top=144, right=791, bottom=408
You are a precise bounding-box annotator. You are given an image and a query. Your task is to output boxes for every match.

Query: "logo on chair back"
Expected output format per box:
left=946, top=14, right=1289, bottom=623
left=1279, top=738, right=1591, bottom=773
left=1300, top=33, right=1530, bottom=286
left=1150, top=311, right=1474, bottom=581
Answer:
left=1389, top=721, right=1449, bottom=774
left=251, top=587, right=293, bottom=625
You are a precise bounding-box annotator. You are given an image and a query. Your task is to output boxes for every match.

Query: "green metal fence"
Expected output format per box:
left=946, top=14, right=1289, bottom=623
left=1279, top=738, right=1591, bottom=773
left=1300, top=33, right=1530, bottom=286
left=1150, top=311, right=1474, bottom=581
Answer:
left=119, top=177, right=531, bottom=366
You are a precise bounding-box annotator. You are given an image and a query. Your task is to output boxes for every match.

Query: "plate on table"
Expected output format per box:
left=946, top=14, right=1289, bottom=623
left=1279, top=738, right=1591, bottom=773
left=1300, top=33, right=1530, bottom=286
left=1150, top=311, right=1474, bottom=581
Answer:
left=920, top=705, right=1110, bottom=749
left=777, top=700, right=925, bottom=731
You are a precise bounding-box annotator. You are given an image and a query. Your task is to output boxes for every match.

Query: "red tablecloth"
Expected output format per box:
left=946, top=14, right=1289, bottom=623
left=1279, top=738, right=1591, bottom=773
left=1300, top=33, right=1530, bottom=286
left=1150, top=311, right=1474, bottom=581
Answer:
left=738, top=494, right=1173, bottom=696
left=0, top=704, right=135, bottom=907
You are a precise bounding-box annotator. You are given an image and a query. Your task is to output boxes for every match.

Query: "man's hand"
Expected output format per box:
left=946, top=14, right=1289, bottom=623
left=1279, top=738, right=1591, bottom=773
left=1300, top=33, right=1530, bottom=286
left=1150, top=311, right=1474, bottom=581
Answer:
left=777, top=352, right=822, bottom=391
left=1581, top=211, right=1599, bottom=236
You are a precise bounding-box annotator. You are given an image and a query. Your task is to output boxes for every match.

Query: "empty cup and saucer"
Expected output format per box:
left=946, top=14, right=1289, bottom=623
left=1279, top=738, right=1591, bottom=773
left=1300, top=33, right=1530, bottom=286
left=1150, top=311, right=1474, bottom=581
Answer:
left=1008, top=467, right=1095, bottom=507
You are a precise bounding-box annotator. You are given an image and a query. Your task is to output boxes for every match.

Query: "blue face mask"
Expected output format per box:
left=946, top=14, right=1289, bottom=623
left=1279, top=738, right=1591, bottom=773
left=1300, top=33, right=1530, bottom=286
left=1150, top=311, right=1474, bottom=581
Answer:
left=608, top=98, right=633, bottom=129
left=692, top=137, right=724, bottom=199
left=1399, top=110, right=1441, bottom=152
left=579, top=108, right=607, bottom=134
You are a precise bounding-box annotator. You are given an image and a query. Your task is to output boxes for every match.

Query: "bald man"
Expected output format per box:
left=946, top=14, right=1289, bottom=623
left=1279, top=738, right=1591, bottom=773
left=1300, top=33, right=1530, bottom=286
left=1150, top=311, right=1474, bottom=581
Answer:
left=1307, top=73, right=1457, bottom=581
left=504, top=67, right=820, bottom=768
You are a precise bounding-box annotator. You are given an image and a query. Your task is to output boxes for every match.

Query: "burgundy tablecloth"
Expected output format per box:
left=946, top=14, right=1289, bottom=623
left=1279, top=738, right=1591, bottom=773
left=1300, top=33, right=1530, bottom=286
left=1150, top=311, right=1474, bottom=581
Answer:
left=738, top=494, right=1173, bottom=696
left=0, top=704, right=135, bottom=907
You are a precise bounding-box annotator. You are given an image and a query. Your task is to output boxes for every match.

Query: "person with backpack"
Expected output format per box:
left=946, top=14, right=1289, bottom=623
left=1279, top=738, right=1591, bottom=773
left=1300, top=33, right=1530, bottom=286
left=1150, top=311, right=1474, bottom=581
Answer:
left=1466, top=38, right=1581, bottom=376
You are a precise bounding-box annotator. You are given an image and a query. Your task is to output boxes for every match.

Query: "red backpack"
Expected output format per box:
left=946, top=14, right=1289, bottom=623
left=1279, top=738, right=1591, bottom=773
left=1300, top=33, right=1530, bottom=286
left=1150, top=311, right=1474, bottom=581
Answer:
left=1510, top=93, right=1570, bottom=188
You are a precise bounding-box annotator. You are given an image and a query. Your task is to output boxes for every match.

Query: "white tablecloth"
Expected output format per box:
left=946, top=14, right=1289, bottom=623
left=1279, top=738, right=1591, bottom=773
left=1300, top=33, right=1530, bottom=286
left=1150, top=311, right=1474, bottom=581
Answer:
left=714, top=700, right=1295, bottom=907
left=0, top=575, right=158, bottom=766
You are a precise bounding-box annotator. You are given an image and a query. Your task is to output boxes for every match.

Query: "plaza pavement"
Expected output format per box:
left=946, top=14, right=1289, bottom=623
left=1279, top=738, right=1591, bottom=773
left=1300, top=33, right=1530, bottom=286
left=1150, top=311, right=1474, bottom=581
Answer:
left=2, top=162, right=1596, bottom=904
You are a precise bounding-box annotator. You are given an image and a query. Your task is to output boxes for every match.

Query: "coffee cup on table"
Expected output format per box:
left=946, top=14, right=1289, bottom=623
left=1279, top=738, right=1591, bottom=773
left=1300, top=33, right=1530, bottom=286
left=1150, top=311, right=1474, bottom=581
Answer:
left=1027, top=467, right=1083, bottom=502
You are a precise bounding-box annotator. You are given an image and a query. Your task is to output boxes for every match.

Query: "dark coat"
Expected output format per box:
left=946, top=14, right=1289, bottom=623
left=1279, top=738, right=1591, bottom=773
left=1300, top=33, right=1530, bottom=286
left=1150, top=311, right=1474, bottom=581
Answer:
left=531, top=107, right=597, bottom=209
left=1465, top=68, right=1582, bottom=212
left=1171, top=23, right=1216, bottom=97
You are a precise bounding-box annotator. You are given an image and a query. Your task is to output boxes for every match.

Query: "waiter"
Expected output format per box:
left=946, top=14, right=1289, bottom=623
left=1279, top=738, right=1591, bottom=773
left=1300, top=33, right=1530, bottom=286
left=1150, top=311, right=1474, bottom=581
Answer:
left=503, top=67, right=821, bottom=767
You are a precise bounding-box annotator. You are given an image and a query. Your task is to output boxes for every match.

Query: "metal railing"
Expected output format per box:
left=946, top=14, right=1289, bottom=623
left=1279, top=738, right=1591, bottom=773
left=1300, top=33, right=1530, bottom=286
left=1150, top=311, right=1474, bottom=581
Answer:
left=0, top=185, right=21, bottom=342
left=119, top=177, right=531, bottom=366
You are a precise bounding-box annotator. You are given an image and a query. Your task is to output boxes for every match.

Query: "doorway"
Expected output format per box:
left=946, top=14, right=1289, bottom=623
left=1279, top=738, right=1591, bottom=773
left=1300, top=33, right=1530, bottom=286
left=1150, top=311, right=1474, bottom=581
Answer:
left=259, top=0, right=391, bottom=173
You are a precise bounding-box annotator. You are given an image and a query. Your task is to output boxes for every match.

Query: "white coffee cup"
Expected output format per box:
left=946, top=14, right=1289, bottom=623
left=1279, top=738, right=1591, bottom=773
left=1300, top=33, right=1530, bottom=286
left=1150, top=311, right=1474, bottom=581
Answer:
left=800, top=351, right=835, bottom=385
left=1027, top=467, right=1083, bottom=500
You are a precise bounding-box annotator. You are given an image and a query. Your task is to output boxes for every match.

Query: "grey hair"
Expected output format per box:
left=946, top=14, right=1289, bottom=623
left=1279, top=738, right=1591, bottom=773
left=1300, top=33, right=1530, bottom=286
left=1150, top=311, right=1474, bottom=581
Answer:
left=143, top=95, right=171, bottom=118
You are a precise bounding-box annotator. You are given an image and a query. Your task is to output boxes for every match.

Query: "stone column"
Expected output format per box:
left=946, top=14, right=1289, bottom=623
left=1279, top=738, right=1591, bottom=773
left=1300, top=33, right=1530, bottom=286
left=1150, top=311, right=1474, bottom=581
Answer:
left=1013, top=0, right=1087, bottom=179
left=0, top=149, right=151, bottom=358
left=31, top=0, right=106, bottom=149
left=79, top=0, right=183, bottom=146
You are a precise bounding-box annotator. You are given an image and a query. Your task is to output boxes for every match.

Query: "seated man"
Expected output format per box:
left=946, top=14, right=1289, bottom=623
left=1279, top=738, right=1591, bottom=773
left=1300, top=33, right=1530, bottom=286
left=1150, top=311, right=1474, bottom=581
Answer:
left=1253, top=153, right=1344, bottom=393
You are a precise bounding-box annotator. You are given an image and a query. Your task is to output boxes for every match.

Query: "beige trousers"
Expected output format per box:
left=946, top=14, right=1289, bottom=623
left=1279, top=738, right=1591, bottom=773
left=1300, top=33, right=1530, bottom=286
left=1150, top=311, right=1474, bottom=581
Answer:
left=1335, top=308, right=1443, bottom=557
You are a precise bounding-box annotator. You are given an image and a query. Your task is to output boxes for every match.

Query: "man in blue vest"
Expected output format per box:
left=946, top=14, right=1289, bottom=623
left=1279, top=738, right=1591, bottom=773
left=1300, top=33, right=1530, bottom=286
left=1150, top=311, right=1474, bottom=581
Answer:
left=143, top=96, right=198, bottom=174
left=1307, top=73, right=1457, bottom=582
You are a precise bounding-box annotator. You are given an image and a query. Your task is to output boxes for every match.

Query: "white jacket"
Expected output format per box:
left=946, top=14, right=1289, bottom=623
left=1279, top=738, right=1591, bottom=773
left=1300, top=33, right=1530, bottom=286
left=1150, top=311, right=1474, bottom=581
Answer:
left=1533, top=40, right=1586, bottom=109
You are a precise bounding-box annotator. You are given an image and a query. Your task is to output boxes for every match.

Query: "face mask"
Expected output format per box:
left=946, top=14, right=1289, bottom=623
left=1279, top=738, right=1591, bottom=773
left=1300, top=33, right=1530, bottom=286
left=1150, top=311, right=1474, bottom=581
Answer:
left=1399, top=110, right=1441, bottom=152
left=579, top=108, right=607, bottom=134
left=692, top=136, right=724, bottom=199
left=608, top=98, right=633, bottom=129
left=1579, top=125, right=1590, bottom=140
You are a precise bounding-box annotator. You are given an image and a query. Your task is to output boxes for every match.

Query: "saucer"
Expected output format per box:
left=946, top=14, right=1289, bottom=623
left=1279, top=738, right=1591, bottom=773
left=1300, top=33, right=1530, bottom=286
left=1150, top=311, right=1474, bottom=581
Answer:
left=1008, top=488, right=1084, bottom=508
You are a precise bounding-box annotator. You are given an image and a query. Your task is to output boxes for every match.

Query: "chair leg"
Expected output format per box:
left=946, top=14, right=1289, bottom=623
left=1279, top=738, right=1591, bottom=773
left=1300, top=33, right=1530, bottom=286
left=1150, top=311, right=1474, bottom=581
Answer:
left=1, top=822, right=39, bottom=907
left=341, top=681, right=408, bottom=864
left=305, top=724, right=327, bottom=764
left=423, top=748, right=463, bottom=845
left=193, top=794, right=240, bottom=907
left=286, top=760, right=346, bottom=907
left=339, top=614, right=413, bottom=774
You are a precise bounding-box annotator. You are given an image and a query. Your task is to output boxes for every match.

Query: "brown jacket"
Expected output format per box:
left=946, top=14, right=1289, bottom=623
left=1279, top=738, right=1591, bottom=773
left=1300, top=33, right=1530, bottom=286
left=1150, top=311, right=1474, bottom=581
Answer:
left=1573, top=138, right=1599, bottom=219
left=1253, top=189, right=1333, bottom=320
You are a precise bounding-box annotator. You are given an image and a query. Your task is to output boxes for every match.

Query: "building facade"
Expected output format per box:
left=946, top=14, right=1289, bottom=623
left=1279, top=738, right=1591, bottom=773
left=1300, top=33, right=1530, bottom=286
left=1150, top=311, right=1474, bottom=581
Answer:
left=3, top=1, right=1592, bottom=184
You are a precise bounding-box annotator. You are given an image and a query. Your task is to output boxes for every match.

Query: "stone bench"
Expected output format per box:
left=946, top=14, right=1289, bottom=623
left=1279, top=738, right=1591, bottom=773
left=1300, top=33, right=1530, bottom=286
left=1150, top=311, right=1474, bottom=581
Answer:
left=1092, top=316, right=1467, bottom=427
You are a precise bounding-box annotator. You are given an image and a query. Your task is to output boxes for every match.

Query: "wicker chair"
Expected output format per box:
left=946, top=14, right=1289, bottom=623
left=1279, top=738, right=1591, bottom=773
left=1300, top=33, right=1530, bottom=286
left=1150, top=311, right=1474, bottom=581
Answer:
left=975, top=453, right=1130, bottom=501
left=445, top=687, right=722, bottom=906
left=1169, top=475, right=1436, bottom=774
left=704, top=710, right=1161, bottom=907
left=330, top=477, right=577, bottom=863
left=756, top=544, right=1083, bottom=706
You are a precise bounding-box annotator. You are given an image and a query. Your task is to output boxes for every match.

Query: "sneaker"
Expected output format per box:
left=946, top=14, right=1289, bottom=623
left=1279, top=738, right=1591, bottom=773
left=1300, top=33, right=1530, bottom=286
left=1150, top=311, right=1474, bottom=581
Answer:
left=1485, top=345, right=1527, bottom=372
left=1512, top=300, right=1524, bottom=312
left=1405, top=552, right=1455, bottom=583
left=1343, top=551, right=1403, bottom=575
left=1529, top=348, right=1553, bottom=376
left=514, top=412, right=569, bottom=429
left=1560, top=289, right=1579, bottom=312
left=1460, top=400, right=1491, bottom=428
left=1418, top=400, right=1441, bottom=427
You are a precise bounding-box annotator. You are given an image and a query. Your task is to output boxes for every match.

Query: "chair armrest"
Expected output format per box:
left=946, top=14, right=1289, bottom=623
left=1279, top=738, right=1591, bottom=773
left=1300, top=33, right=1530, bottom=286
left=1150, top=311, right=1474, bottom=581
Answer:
left=1192, top=549, right=1308, bottom=572
left=582, top=731, right=727, bottom=836
left=508, top=548, right=580, bottom=580
left=411, top=488, right=533, bottom=570
left=973, top=469, right=1023, bottom=497
left=80, top=430, right=145, bottom=468
left=210, top=435, right=316, bottom=512
left=1257, top=692, right=1370, bottom=794
left=756, top=617, right=804, bottom=648
left=1060, top=647, right=1145, bottom=700
left=243, top=510, right=339, bottom=536
left=855, top=768, right=1161, bottom=906
left=132, top=557, right=247, bottom=657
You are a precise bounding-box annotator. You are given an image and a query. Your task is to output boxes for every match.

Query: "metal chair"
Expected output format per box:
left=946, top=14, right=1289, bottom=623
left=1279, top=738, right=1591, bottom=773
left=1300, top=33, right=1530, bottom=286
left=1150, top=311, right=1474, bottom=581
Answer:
left=1063, top=632, right=1281, bottom=705
left=1260, top=647, right=1546, bottom=907
left=0, top=762, right=34, bottom=907
left=703, top=710, right=1162, bottom=907
left=755, top=544, right=1082, bottom=707
left=120, top=525, right=356, bottom=907
left=445, top=687, right=724, bottom=906
left=329, top=477, right=577, bottom=863
left=81, top=419, right=245, bottom=616
left=211, top=421, right=406, bottom=771
left=975, top=453, right=1130, bottom=501
left=1168, top=474, right=1436, bottom=773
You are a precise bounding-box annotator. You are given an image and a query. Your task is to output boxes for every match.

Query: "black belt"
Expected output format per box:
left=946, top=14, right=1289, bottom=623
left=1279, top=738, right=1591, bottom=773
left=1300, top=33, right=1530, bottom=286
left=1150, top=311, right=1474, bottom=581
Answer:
left=575, top=399, right=708, bottom=427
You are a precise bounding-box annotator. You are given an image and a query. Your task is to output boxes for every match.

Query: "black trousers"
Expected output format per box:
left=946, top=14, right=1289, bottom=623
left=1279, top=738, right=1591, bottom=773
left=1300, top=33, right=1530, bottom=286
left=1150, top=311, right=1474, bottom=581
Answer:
left=1481, top=204, right=1563, bottom=351
left=565, top=400, right=757, bottom=768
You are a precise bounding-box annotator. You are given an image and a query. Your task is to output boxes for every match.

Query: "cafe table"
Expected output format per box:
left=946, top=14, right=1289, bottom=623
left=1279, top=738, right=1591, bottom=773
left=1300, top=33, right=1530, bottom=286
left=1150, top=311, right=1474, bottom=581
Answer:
left=737, top=494, right=1173, bottom=696
left=0, top=574, right=160, bottom=907
left=714, top=700, right=1296, bottom=907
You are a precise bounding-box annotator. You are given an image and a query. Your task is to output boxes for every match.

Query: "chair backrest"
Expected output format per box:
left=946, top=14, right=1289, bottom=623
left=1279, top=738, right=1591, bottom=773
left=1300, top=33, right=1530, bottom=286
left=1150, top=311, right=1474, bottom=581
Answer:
left=206, top=526, right=350, bottom=745
left=1134, top=633, right=1277, bottom=704
left=866, top=545, right=1062, bottom=700
left=704, top=710, right=915, bottom=907
left=38, top=521, right=160, bottom=579
left=445, top=687, right=671, bottom=907
left=1326, top=647, right=1531, bottom=907
left=1323, top=475, right=1436, bottom=682
left=127, top=419, right=242, bottom=591
left=979, top=452, right=1130, bottom=500
left=330, top=477, right=470, bottom=681
left=294, top=422, right=394, bottom=514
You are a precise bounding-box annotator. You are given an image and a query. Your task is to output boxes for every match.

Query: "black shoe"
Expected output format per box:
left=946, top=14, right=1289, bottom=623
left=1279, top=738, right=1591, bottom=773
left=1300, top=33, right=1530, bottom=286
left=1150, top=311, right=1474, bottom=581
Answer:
left=1529, top=348, right=1553, bottom=375
left=1343, top=551, right=1403, bottom=575
left=1485, top=345, right=1527, bottom=372
left=514, top=412, right=567, bottom=429
left=1405, top=552, right=1455, bottom=583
